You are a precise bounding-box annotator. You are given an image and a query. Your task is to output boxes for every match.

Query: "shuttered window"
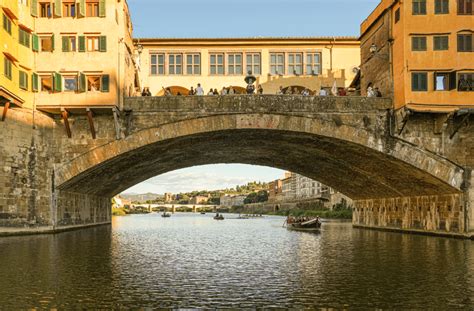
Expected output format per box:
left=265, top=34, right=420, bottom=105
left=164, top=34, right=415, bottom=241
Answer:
left=19, top=28, right=31, bottom=47
left=458, top=0, right=473, bottom=14
left=31, top=0, right=38, bottom=16
left=412, top=36, right=427, bottom=51
left=412, top=72, right=428, bottom=91
left=434, top=36, right=449, bottom=50
left=4, top=57, right=12, bottom=80
left=53, top=72, right=62, bottom=92
left=458, top=34, right=473, bottom=52
left=99, top=36, right=106, bottom=52
left=435, top=0, right=449, bottom=13
left=32, top=34, right=39, bottom=52
left=19, top=71, right=28, bottom=90
left=101, top=75, right=109, bottom=92
left=32, top=73, right=39, bottom=92
left=413, top=0, right=427, bottom=14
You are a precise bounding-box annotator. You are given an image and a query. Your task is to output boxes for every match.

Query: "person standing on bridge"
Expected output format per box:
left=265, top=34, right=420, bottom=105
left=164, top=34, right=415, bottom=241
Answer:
left=188, top=86, right=195, bottom=95
left=196, top=83, right=204, bottom=96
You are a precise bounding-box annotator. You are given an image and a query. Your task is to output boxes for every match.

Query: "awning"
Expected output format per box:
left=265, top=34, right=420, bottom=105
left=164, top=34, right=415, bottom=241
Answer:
left=404, top=104, right=474, bottom=114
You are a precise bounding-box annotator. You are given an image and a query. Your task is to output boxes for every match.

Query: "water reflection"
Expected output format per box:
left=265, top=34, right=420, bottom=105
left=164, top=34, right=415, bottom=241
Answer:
left=0, top=213, right=472, bottom=308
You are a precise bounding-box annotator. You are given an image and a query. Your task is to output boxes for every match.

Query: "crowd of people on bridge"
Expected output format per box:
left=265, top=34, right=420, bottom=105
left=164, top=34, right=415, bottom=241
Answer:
left=140, top=82, right=383, bottom=98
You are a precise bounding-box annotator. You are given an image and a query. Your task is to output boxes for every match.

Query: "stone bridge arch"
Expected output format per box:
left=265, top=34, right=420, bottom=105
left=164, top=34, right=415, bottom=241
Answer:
left=55, top=113, right=463, bottom=199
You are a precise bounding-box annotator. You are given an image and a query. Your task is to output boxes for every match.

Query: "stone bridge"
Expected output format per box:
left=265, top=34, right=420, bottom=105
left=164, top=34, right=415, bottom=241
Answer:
left=1, top=95, right=473, bottom=238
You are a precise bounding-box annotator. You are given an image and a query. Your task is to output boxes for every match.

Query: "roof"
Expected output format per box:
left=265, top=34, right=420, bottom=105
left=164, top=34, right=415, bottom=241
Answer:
left=134, top=36, right=360, bottom=46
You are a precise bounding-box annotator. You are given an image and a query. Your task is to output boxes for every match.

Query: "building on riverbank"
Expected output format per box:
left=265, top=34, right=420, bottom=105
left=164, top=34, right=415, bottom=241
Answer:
left=220, top=194, right=247, bottom=208
left=360, top=0, right=473, bottom=110
left=134, top=37, right=360, bottom=96
left=1, top=0, right=139, bottom=124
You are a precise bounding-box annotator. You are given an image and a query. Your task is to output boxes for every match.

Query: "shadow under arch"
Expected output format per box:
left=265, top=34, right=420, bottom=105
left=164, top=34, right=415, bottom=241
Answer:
left=55, top=113, right=463, bottom=200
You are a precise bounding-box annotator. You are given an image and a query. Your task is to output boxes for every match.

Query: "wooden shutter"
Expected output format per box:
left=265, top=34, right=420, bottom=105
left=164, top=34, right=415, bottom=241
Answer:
left=62, top=36, right=69, bottom=52
left=54, top=0, right=62, bottom=17
left=32, top=73, right=39, bottom=92
left=101, top=75, right=110, bottom=92
left=99, top=36, right=107, bottom=52
left=51, top=34, right=55, bottom=51
left=19, top=71, right=27, bottom=89
left=31, top=0, right=38, bottom=16
left=99, top=0, right=106, bottom=17
left=449, top=72, right=457, bottom=90
left=458, top=35, right=464, bottom=51
left=78, top=72, right=86, bottom=92
left=78, top=36, right=85, bottom=52
left=78, top=0, right=85, bottom=17
left=32, top=34, right=39, bottom=52
left=53, top=73, right=62, bottom=92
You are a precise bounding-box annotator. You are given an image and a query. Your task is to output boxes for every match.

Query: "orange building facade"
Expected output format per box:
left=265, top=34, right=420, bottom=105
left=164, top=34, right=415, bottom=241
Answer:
left=360, top=0, right=473, bottom=111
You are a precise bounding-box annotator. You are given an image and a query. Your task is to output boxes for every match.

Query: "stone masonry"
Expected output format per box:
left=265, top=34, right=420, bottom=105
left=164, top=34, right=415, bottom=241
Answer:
left=0, top=95, right=473, bottom=238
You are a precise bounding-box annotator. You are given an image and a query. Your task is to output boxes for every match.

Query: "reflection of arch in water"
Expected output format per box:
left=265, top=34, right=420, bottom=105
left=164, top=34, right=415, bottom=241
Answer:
left=282, top=85, right=314, bottom=95
left=156, top=86, right=190, bottom=96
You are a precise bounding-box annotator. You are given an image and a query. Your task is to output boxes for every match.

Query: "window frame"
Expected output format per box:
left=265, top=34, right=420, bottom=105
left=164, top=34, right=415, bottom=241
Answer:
left=433, top=35, right=449, bottom=50
left=227, top=53, right=243, bottom=75
left=19, top=28, right=31, bottom=47
left=412, top=36, right=427, bottom=51
left=457, top=33, right=473, bottom=52
left=287, top=52, right=303, bottom=75
left=186, top=53, right=201, bottom=75
left=270, top=52, right=285, bottom=75
left=412, top=72, right=428, bottom=91
left=40, top=75, right=53, bottom=92
left=457, top=72, right=473, bottom=91
left=150, top=53, right=165, bottom=75
left=435, top=0, right=450, bottom=14
left=209, top=53, right=224, bottom=76
left=19, top=71, right=29, bottom=90
left=168, top=53, right=183, bottom=75
left=87, top=75, right=101, bottom=92
left=62, top=2, right=76, bottom=17
left=305, top=52, right=322, bottom=75
left=412, top=0, right=427, bottom=15
left=4, top=57, right=12, bottom=80
left=86, top=1, right=99, bottom=17
left=40, top=35, right=54, bottom=52
left=86, top=36, right=99, bottom=52
left=63, top=75, right=78, bottom=92
left=246, top=53, right=261, bottom=76
left=40, top=2, right=52, bottom=18
left=3, top=13, right=12, bottom=35
left=457, top=0, right=473, bottom=14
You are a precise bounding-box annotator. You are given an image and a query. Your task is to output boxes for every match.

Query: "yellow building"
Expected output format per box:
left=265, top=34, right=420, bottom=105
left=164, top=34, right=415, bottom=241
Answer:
left=360, top=0, right=473, bottom=111
left=1, top=0, right=36, bottom=116
left=135, top=37, right=360, bottom=96
left=34, top=0, right=137, bottom=116
left=1, top=0, right=137, bottom=126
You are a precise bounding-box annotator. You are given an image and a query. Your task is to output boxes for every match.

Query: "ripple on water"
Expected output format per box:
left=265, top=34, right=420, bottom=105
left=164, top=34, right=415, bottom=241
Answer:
left=0, top=213, right=472, bottom=309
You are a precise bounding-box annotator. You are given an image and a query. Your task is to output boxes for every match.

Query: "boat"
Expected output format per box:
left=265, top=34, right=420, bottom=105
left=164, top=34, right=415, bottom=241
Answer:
left=200, top=212, right=206, bottom=215
left=285, top=217, right=321, bottom=232
left=213, top=214, right=224, bottom=220
left=161, top=212, right=171, bottom=218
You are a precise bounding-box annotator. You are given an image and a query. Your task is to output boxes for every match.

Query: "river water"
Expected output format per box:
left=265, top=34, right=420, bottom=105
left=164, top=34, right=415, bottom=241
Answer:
left=0, top=213, right=473, bottom=309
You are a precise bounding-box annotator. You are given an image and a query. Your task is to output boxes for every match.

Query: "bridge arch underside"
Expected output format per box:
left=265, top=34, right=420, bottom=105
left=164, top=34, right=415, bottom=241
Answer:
left=56, top=126, right=462, bottom=201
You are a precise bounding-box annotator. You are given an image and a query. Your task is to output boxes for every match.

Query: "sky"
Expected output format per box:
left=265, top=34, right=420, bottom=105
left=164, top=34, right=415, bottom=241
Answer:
left=123, top=0, right=380, bottom=195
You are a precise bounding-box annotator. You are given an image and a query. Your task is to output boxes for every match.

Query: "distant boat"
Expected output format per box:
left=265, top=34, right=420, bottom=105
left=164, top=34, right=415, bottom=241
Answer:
left=200, top=212, right=206, bottom=215
left=161, top=212, right=171, bottom=218
left=213, top=214, right=224, bottom=220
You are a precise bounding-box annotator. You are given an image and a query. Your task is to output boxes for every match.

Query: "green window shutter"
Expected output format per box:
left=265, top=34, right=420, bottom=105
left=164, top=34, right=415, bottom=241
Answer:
left=32, top=34, right=39, bottom=52
left=99, top=0, right=106, bottom=17
left=31, top=0, right=38, bottom=16
left=19, top=71, right=27, bottom=89
left=51, top=34, right=55, bottom=51
left=101, top=75, right=110, bottom=92
left=54, top=0, right=62, bottom=17
left=78, top=72, right=86, bottom=92
left=32, top=73, right=39, bottom=92
left=78, top=0, right=85, bottom=17
left=53, top=72, right=62, bottom=92
left=78, top=36, right=85, bottom=52
left=62, top=36, right=69, bottom=52
left=99, top=36, right=107, bottom=52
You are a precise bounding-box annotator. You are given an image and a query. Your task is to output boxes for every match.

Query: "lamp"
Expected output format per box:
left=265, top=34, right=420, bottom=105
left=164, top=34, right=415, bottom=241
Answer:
left=369, top=43, right=389, bottom=60
left=136, top=44, right=144, bottom=54
left=244, top=70, right=256, bottom=84
left=369, top=43, right=378, bottom=54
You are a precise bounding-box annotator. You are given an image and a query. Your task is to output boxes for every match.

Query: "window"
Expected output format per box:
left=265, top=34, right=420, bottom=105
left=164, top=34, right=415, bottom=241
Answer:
left=246, top=53, right=261, bottom=75
left=227, top=53, right=242, bottom=75
left=435, top=0, right=449, bottom=13
left=41, top=75, right=53, bottom=92
left=458, top=0, right=473, bottom=14
left=19, top=71, right=28, bottom=90
left=63, top=2, right=76, bottom=17
left=41, top=35, right=54, bottom=52
left=412, top=36, right=427, bottom=51
left=86, top=36, right=99, bottom=51
left=168, top=54, right=182, bottom=75
left=395, top=8, right=401, bottom=23
left=458, top=34, right=473, bottom=52
left=87, top=75, right=101, bottom=91
left=458, top=73, right=473, bottom=91
left=413, top=0, right=427, bottom=14
left=412, top=72, right=428, bottom=91
left=4, top=57, right=12, bottom=80
left=150, top=54, right=164, bottom=75
left=32, top=73, right=39, bottom=92
left=270, top=53, right=284, bottom=75
left=288, top=53, right=303, bottom=75
left=19, top=28, right=31, bottom=47
left=62, top=36, right=76, bottom=52
left=86, top=1, right=99, bottom=17
left=186, top=54, right=200, bottom=75
left=40, top=2, right=52, bottom=17
left=64, top=76, right=77, bottom=91
left=435, top=73, right=449, bottom=90
left=434, top=36, right=449, bottom=50
left=306, top=53, right=321, bottom=75
left=210, top=53, right=224, bottom=75
left=3, top=14, right=12, bottom=35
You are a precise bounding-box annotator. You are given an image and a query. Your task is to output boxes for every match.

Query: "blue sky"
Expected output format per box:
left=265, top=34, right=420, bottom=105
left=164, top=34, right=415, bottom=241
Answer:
left=124, top=0, right=380, bottom=195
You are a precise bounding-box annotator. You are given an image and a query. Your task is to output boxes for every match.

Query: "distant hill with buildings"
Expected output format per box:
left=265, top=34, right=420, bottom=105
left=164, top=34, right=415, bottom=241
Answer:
left=121, top=193, right=163, bottom=203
